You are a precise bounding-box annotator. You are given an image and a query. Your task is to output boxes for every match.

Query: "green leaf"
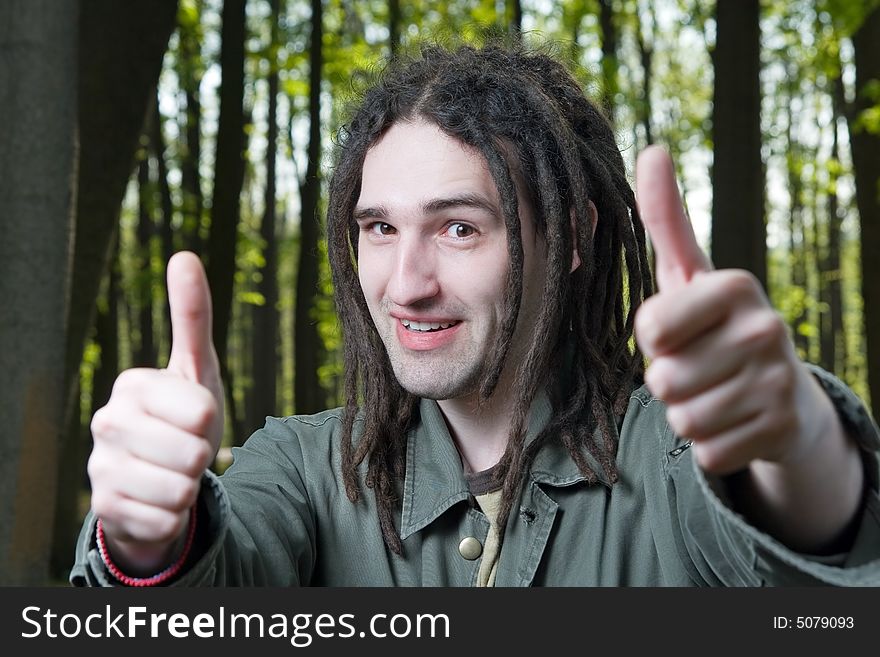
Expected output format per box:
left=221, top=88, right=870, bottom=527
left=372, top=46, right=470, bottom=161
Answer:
left=238, top=291, right=266, bottom=306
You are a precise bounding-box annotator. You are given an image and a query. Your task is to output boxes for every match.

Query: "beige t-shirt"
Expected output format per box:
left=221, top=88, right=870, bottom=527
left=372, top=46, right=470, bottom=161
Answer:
left=465, top=466, right=503, bottom=587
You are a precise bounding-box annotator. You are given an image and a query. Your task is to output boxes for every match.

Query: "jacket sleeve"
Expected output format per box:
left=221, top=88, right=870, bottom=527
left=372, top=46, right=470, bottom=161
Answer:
left=70, top=416, right=317, bottom=587
left=664, top=366, right=880, bottom=586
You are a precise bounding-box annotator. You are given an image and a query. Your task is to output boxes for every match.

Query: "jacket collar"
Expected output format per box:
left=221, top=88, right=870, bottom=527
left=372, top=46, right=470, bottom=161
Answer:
left=398, top=389, right=615, bottom=540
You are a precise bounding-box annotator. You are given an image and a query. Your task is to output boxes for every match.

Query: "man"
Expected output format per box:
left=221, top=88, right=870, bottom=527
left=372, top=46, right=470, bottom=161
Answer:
left=73, top=45, right=880, bottom=586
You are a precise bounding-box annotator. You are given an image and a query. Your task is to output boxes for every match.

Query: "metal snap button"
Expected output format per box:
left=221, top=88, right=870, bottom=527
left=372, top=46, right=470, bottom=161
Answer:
left=458, top=536, right=483, bottom=560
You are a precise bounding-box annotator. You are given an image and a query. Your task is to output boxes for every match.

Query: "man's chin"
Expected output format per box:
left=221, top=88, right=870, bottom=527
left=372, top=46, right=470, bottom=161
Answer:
left=396, top=381, right=462, bottom=400
left=393, top=372, right=478, bottom=401
left=385, top=349, right=483, bottom=399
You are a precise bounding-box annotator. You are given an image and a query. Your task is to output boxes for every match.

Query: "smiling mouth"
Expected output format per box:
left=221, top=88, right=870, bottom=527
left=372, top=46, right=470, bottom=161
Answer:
left=400, top=319, right=460, bottom=332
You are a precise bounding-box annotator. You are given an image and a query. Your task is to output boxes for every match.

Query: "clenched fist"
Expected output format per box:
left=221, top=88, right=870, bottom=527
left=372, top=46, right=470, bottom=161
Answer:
left=88, top=252, right=224, bottom=574
left=633, top=147, right=862, bottom=551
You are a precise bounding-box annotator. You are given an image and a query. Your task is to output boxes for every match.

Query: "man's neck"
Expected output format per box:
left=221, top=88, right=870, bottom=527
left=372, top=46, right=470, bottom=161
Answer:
left=436, top=383, right=517, bottom=474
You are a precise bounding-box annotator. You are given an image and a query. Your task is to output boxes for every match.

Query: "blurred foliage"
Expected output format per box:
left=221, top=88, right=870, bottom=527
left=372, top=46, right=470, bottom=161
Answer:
left=81, top=0, right=879, bottom=439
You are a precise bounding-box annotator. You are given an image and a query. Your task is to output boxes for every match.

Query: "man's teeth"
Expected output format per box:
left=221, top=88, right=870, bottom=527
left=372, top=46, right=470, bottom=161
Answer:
left=401, top=319, right=457, bottom=332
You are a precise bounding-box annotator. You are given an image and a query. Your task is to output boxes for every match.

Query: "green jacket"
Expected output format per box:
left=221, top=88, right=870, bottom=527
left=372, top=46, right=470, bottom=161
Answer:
left=72, top=367, right=880, bottom=586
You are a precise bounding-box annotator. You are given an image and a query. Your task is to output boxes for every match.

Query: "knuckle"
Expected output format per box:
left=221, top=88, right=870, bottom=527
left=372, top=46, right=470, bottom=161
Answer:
left=184, top=441, right=212, bottom=477
left=695, top=447, right=722, bottom=474
left=169, top=479, right=198, bottom=512
left=693, top=442, right=736, bottom=475
left=635, top=303, right=666, bottom=353
left=720, top=269, right=760, bottom=300
left=742, top=311, right=786, bottom=349
left=634, top=305, right=653, bottom=341
left=667, top=405, right=697, bottom=438
left=89, top=490, right=116, bottom=520
left=762, top=312, right=787, bottom=341
left=90, top=407, right=114, bottom=438
left=645, top=363, right=670, bottom=399
left=112, top=368, right=158, bottom=398
left=86, top=455, right=100, bottom=482
left=154, top=512, right=184, bottom=542
left=111, top=368, right=139, bottom=394
left=191, top=391, right=218, bottom=434
left=87, top=450, right=112, bottom=482
left=186, top=480, right=201, bottom=507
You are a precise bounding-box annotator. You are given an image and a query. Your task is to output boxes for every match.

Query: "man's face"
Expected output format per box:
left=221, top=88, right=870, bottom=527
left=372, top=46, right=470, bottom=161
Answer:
left=355, top=119, right=546, bottom=401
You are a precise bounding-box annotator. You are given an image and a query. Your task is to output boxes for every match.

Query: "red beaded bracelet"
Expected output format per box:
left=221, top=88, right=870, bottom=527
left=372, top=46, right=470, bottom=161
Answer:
left=96, top=506, right=197, bottom=587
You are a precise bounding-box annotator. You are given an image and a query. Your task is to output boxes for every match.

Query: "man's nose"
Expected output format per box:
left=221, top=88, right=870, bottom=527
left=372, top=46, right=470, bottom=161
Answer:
left=387, top=237, right=440, bottom=307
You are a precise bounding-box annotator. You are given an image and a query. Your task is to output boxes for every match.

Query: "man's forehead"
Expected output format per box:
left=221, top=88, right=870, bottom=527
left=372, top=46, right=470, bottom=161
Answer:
left=357, top=119, right=504, bottom=210
left=363, top=119, right=489, bottom=171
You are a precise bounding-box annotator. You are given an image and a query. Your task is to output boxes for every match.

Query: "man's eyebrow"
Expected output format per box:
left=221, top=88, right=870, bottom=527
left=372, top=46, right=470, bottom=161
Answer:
left=421, top=193, right=499, bottom=216
left=353, top=206, right=387, bottom=222
left=353, top=194, right=500, bottom=222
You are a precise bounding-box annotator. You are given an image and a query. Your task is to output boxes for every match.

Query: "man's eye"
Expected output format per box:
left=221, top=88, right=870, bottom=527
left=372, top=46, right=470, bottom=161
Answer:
left=369, top=222, right=395, bottom=236
left=444, top=223, right=475, bottom=239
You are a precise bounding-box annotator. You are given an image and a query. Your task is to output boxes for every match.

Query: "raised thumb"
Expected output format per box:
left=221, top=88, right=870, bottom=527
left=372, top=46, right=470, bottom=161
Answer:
left=636, top=146, right=712, bottom=290
left=166, top=251, right=216, bottom=383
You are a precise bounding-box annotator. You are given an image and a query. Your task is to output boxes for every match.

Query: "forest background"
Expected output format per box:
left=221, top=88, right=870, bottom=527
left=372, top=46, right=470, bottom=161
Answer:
left=1, top=0, right=878, bottom=584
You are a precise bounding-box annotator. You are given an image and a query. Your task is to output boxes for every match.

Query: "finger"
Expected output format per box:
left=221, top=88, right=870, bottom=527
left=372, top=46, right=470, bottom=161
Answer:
left=645, top=338, right=747, bottom=404
left=689, top=412, right=771, bottom=476
left=167, top=251, right=217, bottom=383
left=103, top=370, right=219, bottom=437
left=109, top=456, right=201, bottom=513
left=117, top=414, right=213, bottom=478
left=635, top=146, right=712, bottom=290
left=663, top=368, right=762, bottom=440
left=636, top=269, right=768, bottom=359
left=635, top=284, right=728, bottom=359
left=689, top=403, right=797, bottom=475
left=644, top=308, right=785, bottom=403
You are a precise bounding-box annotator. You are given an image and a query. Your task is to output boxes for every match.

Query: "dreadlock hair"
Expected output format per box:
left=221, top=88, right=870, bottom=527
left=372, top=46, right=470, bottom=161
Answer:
left=326, top=42, right=653, bottom=556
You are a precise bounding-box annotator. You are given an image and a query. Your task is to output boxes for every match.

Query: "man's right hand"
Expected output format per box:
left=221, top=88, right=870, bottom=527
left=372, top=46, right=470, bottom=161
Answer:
left=88, top=251, right=224, bottom=575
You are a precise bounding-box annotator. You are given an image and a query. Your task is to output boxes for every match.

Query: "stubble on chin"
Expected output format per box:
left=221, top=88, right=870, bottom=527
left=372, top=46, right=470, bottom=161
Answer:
left=386, top=349, right=485, bottom=401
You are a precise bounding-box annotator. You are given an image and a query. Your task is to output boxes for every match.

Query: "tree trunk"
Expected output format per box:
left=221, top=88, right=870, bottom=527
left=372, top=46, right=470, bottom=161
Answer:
left=295, top=0, right=327, bottom=415
left=388, top=0, right=400, bottom=57
left=785, top=86, right=809, bottom=357
left=92, top=241, right=122, bottom=420
left=806, top=146, right=821, bottom=365
left=636, top=0, right=655, bottom=146
left=51, top=236, right=121, bottom=579
left=824, top=77, right=846, bottom=377
left=65, top=0, right=178, bottom=422
left=251, top=0, right=281, bottom=433
left=136, top=156, right=157, bottom=367
left=178, top=2, right=205, bottom=256
left=152, top=95, right=176, bottom=354
left=508, top=0, right=522, bottom=37
left=49, top=381, right=85, bottom=583
left=52, top=0, right=178, bottom=582
left=566, top=0, right=587, bottom=63
left=0, top=0, right=77, bottom=585
left=206, top=0, right=248, bottom=442
left=848, top=7, right=880, bottom=412
left=710, top=0, right=766, bottom=288
left=598, top=0, right=618, bottom=123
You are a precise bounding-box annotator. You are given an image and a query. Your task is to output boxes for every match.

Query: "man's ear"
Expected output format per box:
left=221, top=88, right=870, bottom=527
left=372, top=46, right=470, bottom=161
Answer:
left=569, top=201, right=598, bottom=274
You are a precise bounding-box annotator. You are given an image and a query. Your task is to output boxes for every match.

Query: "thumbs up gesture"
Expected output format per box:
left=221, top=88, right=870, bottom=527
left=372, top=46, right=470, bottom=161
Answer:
left=88, top=252, right=224, bottom=573
left=633, top=147, right=835, bottom=476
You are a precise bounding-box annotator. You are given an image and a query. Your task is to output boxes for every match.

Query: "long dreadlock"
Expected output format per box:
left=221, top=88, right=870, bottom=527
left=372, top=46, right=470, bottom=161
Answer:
left=326, top=43, right=653, bottom=555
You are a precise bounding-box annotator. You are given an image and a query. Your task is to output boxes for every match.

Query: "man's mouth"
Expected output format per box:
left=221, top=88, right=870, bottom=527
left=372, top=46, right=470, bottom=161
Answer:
left=400, top=319, right=460, bottom=332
